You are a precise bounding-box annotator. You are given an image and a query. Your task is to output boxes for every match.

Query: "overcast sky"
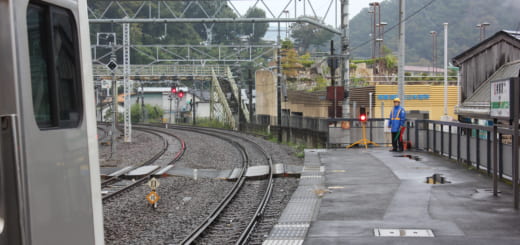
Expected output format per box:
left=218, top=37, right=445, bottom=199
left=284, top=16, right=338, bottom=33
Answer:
left=230, top=0, right=374, bottom=27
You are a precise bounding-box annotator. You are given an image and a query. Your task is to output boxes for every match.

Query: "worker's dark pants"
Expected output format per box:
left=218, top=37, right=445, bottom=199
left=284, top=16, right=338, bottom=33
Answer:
left=391, top=131, right=403, bottom=151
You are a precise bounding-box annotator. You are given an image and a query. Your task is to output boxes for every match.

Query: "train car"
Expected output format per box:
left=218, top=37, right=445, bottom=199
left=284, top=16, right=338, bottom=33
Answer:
left=0, top=0, right=104, bottom=244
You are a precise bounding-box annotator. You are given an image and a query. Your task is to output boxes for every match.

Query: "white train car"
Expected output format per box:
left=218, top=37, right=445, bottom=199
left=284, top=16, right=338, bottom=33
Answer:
left=0, top=0, right=104, bottom=244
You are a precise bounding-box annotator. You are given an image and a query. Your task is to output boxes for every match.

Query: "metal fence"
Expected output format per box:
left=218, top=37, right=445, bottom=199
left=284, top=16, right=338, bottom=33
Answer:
left=252, top=114, right=329, bottom=132
left=249, top=115, right=520, bottom=208
left=327, top=118, right=391, bottom=146
left=409, top=120, right=518, bottom=181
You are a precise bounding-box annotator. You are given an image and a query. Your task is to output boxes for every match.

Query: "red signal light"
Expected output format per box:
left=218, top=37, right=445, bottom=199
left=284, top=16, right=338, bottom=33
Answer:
left=360, top=114, right=367, bottom=122
left=171, top=86, right=177, bottom=94
left=178, top=90, right=184, bottom=98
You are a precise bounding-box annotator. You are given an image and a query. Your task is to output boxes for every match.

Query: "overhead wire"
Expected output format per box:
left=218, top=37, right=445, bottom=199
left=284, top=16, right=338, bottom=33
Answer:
left=350, top=0, right=438, bottom=53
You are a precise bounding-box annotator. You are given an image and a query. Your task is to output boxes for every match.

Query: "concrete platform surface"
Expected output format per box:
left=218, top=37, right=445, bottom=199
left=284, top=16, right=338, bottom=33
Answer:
left=302, top=149, right=520, bottom=245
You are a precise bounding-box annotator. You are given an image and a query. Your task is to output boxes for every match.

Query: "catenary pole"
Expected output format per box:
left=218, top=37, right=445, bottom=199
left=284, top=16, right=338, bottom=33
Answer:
left=444, top=22, right=449, bottom=116
left=341, top=0, right=350, bottom=118
left=398, top=0, right=405, bottom=105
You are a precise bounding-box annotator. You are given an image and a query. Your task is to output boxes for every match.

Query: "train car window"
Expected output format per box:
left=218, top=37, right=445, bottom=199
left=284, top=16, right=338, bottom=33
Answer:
left=27, top=5, right=53, bottom=127
left=27, top=3, right=82, bottom=129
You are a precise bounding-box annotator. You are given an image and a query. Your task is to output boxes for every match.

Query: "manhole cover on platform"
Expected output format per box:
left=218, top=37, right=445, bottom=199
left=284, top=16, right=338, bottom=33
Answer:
left=374, top=229, right=434, bottom=237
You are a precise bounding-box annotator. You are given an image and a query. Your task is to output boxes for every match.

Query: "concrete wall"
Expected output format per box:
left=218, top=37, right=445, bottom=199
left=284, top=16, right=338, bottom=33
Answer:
left=285, top=90, right=329, bottom=118
left=255, top=70, right=277, bottom=117
left=195, top=102, right=210, bottom=119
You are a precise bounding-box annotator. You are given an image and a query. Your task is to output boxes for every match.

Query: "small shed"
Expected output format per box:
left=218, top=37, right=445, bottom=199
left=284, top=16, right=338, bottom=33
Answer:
left=452, top=30, right=520, bottom=102
left=455, top=60, right=520, bottom=118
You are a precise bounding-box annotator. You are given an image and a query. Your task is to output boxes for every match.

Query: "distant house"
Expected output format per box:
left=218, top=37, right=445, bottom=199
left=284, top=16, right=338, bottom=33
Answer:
left=130, top=87, right=210, bottom=121
left=452, top=30, right=520, bottom=119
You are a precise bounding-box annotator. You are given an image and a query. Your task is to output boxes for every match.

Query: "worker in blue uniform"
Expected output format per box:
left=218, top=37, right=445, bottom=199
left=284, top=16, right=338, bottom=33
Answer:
left=388, top=98, right=406, bottom=152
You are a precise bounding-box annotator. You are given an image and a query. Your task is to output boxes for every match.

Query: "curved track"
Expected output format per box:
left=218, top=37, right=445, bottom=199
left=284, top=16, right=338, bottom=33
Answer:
left=142, top=124, right=274, bottom=245
left=101, top=126, right=186, bottom=202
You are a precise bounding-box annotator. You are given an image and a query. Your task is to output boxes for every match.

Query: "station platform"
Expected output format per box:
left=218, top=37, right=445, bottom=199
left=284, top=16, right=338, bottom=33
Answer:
left=263, top=148, right=520, bottom=245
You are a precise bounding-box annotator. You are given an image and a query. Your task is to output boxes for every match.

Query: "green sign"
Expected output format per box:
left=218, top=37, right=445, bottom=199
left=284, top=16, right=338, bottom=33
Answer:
left=490, top=79, right=510, bottom=118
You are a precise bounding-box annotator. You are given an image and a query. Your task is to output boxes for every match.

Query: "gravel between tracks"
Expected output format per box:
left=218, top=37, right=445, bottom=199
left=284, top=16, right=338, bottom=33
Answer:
left=103, top=126, right=303, bottom=244
left=99, top=130, right=164, bottom=167
left=167, top=128, right=242, bottom=170
left=103, top=177, right=233, bottom=244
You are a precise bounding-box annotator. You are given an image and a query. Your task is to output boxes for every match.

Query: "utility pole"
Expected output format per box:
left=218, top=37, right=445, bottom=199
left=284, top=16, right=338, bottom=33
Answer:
left=430, top=31, right=437, bottom=74
left=330, top=40, right=337, bottom=119
left=341, top=0, right=351, bottom=118
left=192, top=83, right=197, bottom=125
left=397, top=0, right=405, bottom=105
left=277, top=22, right=282, bottom=142
left=369, top=2, right=380, bottom=59
left=140, top=81, right=145, bottom=122
left=443, top=23, right=449, bottom=116
left=110, top=44, right=118, bottom=156
left=168, top=94, right=173, bottom=124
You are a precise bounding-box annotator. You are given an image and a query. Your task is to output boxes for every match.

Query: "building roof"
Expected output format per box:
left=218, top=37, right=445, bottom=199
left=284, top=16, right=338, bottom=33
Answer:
left=453, top=30, right=520, bottom=65
left=456, top=59, right=520, bottom=117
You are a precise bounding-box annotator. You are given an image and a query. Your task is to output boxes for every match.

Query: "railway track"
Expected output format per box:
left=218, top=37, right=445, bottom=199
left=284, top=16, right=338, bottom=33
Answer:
left=143, top=124, right=274, bottom=244
left=101, top=126, right=186, bottom=202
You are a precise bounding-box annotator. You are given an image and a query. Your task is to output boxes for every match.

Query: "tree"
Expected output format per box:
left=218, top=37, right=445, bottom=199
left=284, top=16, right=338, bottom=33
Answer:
left=348, top=0, right=520, bottom=63
left=290, top=16, right=334, bottom=53
left=131, top=104, right=164, bottom=123
left=280, top=40, right=303, bottom=80
left=241, top=7, right=269, bottom=43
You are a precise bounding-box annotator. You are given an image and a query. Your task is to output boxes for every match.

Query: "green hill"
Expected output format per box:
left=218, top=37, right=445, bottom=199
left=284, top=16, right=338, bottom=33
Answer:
left=349, top=0, right=520, bottom=65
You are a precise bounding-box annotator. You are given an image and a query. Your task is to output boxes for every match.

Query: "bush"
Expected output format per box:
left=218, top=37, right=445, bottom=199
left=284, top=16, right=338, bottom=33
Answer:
left=130, top=104, right=164, bottom=123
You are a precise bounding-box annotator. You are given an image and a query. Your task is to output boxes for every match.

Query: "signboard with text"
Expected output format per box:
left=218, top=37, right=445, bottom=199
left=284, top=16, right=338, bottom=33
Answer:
left=490, top=79, right=512, bottom=118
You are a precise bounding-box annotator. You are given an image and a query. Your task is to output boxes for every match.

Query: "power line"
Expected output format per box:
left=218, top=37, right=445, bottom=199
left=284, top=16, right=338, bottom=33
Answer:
left=350, top=0, right=438, bottom=53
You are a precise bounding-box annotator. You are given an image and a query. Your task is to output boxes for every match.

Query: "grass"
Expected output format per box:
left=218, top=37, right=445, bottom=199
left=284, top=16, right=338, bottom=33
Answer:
left=193, top=119, right=233, bottom=130
left=264, top=134, right=306, bottom=159
left=286, top=141, right=306, bottom=159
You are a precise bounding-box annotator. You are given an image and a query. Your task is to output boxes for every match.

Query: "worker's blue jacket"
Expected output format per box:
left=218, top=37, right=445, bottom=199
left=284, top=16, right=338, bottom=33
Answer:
left=388, top=105, right=406, bottom=133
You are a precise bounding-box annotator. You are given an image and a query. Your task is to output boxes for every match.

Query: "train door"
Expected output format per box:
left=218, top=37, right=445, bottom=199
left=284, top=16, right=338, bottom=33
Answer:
left=2, top=0, right=104, bottom=244
left=1, top=1, right=28, bottom=244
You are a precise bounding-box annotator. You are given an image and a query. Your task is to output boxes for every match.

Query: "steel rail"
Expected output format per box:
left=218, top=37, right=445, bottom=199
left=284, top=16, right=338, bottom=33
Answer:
left=150, top=124, right=273, bottom=245
left=102, top=126, right=186, bottom=202
left=101, top=127, right=168, bottom=188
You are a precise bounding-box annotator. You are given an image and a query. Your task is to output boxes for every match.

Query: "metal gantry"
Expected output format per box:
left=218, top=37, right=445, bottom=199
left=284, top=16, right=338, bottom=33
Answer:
left=88, top=0, right=341, bottom=34
left=88, top=0, right=351, bottom=131
left=91, top=44, right=277, bottom=65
